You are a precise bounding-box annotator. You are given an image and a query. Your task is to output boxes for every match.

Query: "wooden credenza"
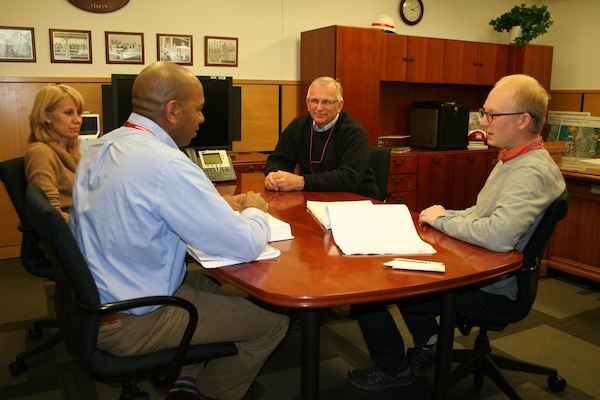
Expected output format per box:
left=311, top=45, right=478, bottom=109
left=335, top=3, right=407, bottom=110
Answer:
left=542, top=172, right=600, bottom=282
left=385, top=148, right=499, bottom=212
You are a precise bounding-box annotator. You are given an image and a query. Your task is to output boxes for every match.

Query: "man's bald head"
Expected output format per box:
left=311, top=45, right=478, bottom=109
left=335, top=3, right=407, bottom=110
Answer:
left=130, top=61, right=205, bottom=146
left=132, top=61, right=199, bottom=121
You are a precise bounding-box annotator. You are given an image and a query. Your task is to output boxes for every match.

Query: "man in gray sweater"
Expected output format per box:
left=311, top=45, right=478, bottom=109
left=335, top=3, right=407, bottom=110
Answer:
left=347, top=74, right=566, bottom=390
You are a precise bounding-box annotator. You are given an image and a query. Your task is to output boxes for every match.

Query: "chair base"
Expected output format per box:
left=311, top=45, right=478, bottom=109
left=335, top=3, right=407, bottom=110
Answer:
left=9, top=330, right=62, bottom=376
left=450, top=328, right=567, bottom=400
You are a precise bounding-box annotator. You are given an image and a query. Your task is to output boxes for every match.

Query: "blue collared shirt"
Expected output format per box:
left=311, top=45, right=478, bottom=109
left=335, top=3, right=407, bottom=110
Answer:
left=71, top=113, right=270, bottom=315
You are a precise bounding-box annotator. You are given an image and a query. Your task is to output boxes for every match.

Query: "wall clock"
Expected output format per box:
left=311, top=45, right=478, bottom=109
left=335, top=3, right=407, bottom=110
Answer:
left=399, top=0, right=424, bottom=26
left=68, top=0, right=129, bottom=13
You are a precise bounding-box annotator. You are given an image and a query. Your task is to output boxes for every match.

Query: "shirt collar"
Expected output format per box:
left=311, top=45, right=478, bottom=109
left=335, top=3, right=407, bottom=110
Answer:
left=313, top=113, right=340, bottom=132
left=500, top=136, right=544, bottom=163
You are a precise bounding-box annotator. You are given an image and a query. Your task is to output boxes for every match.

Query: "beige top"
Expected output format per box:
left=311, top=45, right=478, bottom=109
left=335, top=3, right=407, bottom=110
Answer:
left=24, top=142, right=79, bottom=223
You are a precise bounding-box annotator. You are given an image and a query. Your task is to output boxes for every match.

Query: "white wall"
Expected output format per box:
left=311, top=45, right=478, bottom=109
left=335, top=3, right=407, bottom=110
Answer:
left=1, top=0, right=598, bottom=90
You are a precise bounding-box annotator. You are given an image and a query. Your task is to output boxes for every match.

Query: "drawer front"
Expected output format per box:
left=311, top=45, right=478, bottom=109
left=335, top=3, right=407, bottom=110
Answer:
left=388, top=191, right=417, bottom=210
left=389, top=155, right=418, bottom=174
left=387, top=174, right=417, bottom=192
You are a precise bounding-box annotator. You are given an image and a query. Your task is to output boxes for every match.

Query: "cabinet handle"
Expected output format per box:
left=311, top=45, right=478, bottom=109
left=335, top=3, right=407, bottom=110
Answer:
left=431, top=156, right=444, bottom=163
left=473, top=61, right=478, bottom=66
left=393, top=158, right=406, bottom=167
left=391, top=193, right=405, bottom=202
left=403, top=56, right=408, bottom=61
left=408, top=57, right=414, bottom=62
left=467, top=155, right=478, bottom=162
left=479, top=62, right=484, bottom=66
left=249, top=166, right=255, bottom=172
left=392, top=175, right=405, bottom=184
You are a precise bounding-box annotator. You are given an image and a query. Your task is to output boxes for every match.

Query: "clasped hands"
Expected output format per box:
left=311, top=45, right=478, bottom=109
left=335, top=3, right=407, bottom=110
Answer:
left=224, top=191, right=269, bottom=213
left=264, top=171, right=305, bottom=192
left=418, top=204, right=449, bottom=226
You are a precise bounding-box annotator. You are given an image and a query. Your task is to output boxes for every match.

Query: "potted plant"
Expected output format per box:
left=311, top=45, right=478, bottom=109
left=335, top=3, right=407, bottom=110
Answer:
left=489, top=3, right=553, bottom=47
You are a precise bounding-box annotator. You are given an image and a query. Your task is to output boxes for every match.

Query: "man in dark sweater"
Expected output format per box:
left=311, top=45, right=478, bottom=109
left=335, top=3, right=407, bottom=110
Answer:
left=264, top=76, right=379, bottom=199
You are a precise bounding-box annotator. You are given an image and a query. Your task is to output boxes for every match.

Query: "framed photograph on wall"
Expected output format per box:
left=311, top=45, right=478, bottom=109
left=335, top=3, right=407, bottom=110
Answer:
left=204, top=36, right=237, bottom=67
left=0, top=26, right=36, bottom=62
left=105, top=31, right=144, bottom=64
left=157, top=34, right=192, bottom=65
left=49, top=29, right=92, bottom=63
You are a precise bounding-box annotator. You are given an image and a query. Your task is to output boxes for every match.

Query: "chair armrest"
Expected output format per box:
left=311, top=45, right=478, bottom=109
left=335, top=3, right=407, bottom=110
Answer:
left=78, top=295, right=199, bottom=387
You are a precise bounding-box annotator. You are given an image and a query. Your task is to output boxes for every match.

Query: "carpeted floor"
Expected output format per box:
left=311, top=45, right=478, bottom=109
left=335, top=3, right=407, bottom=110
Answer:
left=0, top=257, right=598, bottom=400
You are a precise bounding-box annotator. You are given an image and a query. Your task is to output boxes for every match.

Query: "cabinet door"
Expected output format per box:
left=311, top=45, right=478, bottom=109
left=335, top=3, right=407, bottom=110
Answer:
left=508, top=44, right=553, bottom=91
left=443, top=40, right=479, bottom=85
left=444, top=41, right=508, bottom=86
left=416, top=153, right=454, bottom=210
left=451, top=151, right=489, bottom=209
left=477, top=43, right=509, bottom=86
left=381, top=34, right=408, bottom=82
left=406, top=37, right=445, bottom=83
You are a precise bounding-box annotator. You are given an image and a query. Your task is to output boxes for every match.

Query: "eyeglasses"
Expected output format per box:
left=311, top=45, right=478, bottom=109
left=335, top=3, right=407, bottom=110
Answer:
left=308, top=98, right=339, bottom=108
left=479, top=108, right=535, bottom=123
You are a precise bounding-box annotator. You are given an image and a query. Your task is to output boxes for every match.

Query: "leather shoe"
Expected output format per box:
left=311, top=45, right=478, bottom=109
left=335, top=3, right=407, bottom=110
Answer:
left=164, top=390, right=202, bottom=400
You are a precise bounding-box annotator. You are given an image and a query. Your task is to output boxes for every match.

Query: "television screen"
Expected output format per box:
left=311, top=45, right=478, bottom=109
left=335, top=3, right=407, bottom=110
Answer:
left=103, top=74, right=240, bottom=150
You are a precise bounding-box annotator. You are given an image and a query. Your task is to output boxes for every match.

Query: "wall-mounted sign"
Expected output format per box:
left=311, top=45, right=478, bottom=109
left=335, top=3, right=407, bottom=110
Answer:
left=68, top=0, right=129, bottom=13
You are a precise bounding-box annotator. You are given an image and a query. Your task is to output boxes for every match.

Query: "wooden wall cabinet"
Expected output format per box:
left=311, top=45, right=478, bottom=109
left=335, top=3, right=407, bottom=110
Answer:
left=443, top=41, right=509, bottom=86
left=301, top=25, right=553, bottom=146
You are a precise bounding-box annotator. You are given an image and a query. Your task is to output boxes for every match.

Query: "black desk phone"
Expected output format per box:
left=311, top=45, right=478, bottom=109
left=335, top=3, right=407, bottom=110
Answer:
left=184, top=148, right=237, bottom=182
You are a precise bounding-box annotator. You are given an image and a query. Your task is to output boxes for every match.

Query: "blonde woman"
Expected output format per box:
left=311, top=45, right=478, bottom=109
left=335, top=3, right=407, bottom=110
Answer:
left=25, top=84, right=84, bottom=223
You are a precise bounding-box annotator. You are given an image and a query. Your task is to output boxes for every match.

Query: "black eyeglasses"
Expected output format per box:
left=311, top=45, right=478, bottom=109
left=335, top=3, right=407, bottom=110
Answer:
left=479, top=108, right=535, bottom=123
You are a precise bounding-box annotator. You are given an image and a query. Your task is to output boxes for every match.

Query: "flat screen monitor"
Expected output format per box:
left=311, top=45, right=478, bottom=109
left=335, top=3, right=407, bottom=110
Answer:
left=104, top=74, right=239, bottom=150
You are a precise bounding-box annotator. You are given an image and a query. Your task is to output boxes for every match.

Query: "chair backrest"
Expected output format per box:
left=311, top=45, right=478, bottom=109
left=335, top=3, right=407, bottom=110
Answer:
left=515, top=189, right=569, bottom=317
left=369, top=146, right=391, bottom=202
left=0, top=157, right=53, bottom=278
left=25, top=182, right=237, bottom=383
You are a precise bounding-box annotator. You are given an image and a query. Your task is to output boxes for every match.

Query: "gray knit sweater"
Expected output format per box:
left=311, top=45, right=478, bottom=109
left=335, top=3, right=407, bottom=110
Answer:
left=434, top=148, right=566, bottom=299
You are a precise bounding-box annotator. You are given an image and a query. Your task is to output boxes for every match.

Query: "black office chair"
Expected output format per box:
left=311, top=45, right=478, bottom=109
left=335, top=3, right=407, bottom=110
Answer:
left=369, top=146, right=391, bottom=202
left=449, top=189, right=570, bottom=399
left=25, top=182, right=238, bottom=400
left=0, top=157, right=62, bottom=376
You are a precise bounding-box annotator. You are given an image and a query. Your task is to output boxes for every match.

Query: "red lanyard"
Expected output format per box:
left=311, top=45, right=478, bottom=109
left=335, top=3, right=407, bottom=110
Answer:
left=309, top=122, right=336, bottom=171
left=123, top=121, right=156, bottom=137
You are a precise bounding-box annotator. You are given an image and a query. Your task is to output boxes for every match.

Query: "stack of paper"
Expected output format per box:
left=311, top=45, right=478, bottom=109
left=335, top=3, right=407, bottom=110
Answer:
left=187, top=244, right=280, bottom=269
left=187, top=212, right=291, bottom=269
left=307, top=200, right=373, bottom=229
left=267, top=213, right=294, bottom=241
left=308, top=201, right=436, bottom=256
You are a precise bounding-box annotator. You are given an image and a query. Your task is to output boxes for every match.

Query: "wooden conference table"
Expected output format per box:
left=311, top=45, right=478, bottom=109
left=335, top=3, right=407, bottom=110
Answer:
left=210, top=173, right=523, bottom=400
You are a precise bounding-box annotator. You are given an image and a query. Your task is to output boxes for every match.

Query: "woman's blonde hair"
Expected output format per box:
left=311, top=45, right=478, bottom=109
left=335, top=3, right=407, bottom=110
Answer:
left=28, top=84, right=85, bottom=151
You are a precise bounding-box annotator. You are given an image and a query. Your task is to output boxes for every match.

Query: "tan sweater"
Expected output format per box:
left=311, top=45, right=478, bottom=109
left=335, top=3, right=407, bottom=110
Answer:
left=24, top=142, right=79, bottom=223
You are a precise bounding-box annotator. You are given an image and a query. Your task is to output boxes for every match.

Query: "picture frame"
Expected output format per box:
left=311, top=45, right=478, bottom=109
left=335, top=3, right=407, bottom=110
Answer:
left=204, top=36, right=238, bottom=67
left=49, top=29, right=92, bottom=63
left=105, top=31, right=144, bottom=64
left=157, top=34, right=192, bottom=65
left=0, top=26, right=36, bottom=62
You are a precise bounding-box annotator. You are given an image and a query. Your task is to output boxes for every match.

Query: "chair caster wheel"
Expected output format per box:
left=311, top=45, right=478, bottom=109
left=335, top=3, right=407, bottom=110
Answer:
left=9, top=359, right=28, bottom=376
left=548, top=374, right=567, bottom=392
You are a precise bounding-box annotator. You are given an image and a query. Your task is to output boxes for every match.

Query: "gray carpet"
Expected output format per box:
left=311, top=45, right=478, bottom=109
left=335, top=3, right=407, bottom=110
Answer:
left=0, top=256, right=598, bottom=400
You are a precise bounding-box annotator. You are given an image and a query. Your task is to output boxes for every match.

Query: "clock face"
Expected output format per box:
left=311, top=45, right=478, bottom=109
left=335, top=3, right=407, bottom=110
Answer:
left=400, top=0, right=424, bottom=25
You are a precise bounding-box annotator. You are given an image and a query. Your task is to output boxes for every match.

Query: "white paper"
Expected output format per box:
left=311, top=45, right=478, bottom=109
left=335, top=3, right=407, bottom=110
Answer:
left=306, top=200, right=373, bottom=229
left=385, top=258, right=445, bottom=272
left=326, top=203, right=436, bottom=255
left=267, top=213, right=294, bottom=241
left=187, top=244, right=280, bottom=269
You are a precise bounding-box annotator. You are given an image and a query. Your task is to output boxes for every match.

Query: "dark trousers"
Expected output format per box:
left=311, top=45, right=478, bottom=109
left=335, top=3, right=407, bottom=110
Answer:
left=353, top=286, right=517, bottom=375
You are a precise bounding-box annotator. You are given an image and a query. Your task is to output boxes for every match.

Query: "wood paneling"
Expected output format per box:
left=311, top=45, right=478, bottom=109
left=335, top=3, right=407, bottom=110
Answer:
left=583, top=93, right=600, bottom=116
left=0, top=77, right=297, bottom=258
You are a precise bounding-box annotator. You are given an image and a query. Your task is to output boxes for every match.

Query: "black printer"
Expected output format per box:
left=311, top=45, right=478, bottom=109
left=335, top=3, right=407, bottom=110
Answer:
left=409, top=101, right=469, bottom=150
